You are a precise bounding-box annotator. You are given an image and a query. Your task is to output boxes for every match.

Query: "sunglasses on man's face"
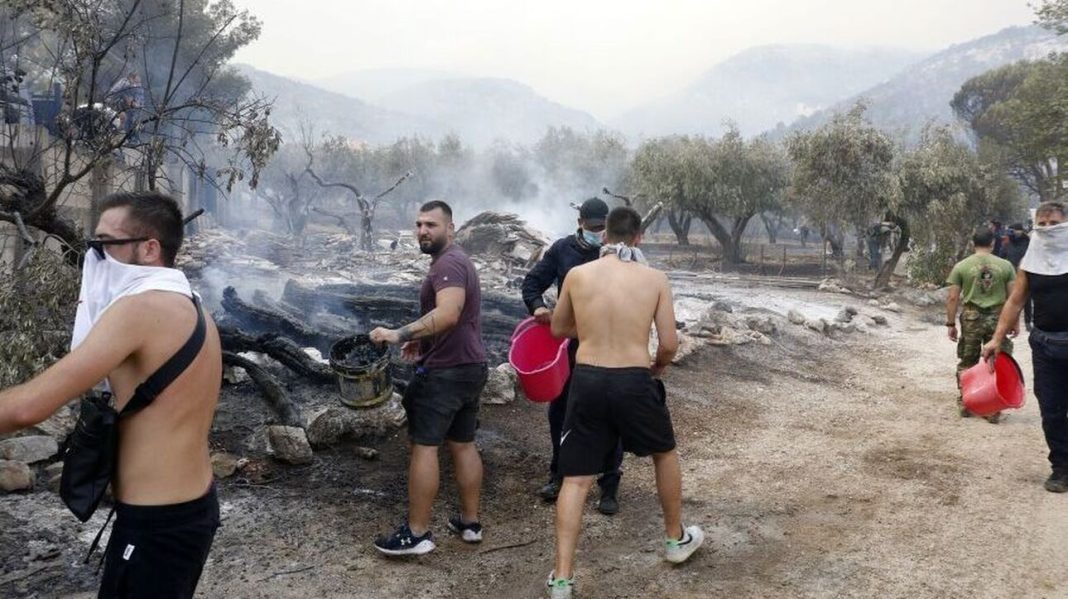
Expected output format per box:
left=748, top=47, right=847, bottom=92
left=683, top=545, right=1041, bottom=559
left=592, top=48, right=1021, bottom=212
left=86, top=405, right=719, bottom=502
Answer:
left=85, top=237, right=149, bottom=260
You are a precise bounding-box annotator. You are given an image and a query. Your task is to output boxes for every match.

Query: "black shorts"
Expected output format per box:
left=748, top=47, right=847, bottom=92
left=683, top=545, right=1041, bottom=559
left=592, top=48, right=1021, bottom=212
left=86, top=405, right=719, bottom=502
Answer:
left=403, top=363, right=488, bottom=446
left=98, top=485, right=220, bottom=599
left=558, top=365, right=676, bottom=477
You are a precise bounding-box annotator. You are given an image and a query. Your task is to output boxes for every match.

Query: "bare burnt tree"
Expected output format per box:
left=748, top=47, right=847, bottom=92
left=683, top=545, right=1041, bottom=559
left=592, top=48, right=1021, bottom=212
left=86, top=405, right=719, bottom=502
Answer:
left=0, top=0, right=280, bottom=256
left=304, top=142, right=412, bottom=251
left=602, top=187, right=664, bottom=234
left=259, top=133, right=316, bottom=236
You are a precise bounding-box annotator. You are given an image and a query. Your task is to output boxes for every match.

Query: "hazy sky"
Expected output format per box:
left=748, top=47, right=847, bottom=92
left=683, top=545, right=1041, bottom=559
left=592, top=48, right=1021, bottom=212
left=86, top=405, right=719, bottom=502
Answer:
left=231, top=0, right=1037, bottom=119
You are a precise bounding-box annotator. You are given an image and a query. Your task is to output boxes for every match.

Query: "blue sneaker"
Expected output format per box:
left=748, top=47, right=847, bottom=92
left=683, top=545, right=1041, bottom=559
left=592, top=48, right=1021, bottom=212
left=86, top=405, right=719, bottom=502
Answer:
left=447, top=515, right=484, bottom=543
left=373, top=523, right=436, bottom=556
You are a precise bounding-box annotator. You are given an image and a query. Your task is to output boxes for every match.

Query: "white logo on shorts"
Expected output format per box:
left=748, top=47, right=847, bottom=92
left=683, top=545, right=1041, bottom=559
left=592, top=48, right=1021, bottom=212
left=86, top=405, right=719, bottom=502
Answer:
left=123, top=544, right=135, bottom=561
left=560, top=430, right=571, bottom=445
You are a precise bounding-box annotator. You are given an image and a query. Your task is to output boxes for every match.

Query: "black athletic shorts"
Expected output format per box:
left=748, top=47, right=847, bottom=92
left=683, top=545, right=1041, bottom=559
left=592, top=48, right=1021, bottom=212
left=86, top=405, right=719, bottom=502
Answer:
left=558, top=365, right=676, bottom=477
left=98, top=484, right=220, bottom=599
left=402, top=363, right=488, bottom=446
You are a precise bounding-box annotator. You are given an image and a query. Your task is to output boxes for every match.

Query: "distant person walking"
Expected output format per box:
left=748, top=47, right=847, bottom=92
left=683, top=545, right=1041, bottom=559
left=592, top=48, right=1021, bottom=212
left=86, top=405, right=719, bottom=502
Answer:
left=945, top=227, right=1017, bottom=421
left=370, top=200, right=489, bottom=554
left=544, top=207, right=703, bottom=598
left=984, top=201, right=1068, bottom=493
left=1001, top=223, right=1033, bottom=330
left=521, top=197, right=624, bottom=515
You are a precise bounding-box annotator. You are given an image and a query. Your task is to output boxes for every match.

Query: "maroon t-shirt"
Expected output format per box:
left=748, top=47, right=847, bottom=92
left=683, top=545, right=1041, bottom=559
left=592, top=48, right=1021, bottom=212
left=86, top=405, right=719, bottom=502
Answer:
left=418, top=243, right=486, bottom=368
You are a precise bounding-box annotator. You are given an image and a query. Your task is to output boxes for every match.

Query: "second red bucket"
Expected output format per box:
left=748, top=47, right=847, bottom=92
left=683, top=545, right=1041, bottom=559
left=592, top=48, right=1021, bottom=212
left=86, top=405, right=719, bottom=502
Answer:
left=508, top=318, right=571, bottom=403
left=960, top=352, right=1026, bottom=417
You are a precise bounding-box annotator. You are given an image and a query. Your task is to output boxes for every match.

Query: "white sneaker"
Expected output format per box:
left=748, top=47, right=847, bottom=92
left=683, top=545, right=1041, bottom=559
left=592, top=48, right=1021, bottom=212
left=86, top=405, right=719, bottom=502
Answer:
left=545, top=570, right=575, bottom=598
left=664, top=525, right=704, bottom=564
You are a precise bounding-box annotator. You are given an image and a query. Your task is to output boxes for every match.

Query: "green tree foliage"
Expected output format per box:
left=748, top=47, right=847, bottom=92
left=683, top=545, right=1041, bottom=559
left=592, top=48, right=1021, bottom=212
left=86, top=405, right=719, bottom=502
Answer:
left=895, top=125, right=1022, bottom=286
left=0, top=0, right=279, bottom=247
left=0, top=250, right=79, bottom=387
left=629, top=126, right=790, bottom=263
left=951, top=56, right=1068, bottom=200
left=786, top=104, right=898, bottom=259
left=1035, top=0, right=1068, bottom=34
left=627, top=137, right=693, bottom=245
left=533, top=127, right=629, bottom=196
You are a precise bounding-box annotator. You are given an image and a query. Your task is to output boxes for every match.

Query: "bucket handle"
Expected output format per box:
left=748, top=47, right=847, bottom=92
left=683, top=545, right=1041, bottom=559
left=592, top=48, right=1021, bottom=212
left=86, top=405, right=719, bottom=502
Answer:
left=512, top=317, right=539, bottom=342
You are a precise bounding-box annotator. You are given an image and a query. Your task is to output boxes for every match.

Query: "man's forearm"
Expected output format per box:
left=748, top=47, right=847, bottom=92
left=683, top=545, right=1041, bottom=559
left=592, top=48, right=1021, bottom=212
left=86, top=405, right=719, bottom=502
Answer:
left=945, top=298, right=959, bottom=325
left=0, top=384, right=33, bottom=434
left=654, top=346, right=677, bottom=369
left=396, top=308, right=456, bottom=342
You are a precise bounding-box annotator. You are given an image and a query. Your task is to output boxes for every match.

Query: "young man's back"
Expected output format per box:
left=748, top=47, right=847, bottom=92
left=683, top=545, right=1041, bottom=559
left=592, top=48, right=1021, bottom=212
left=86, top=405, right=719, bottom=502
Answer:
left=545, top=207, right=702, bottom=599
left=559, top=257, right=675, bottom=370
left=108, top=290, right=221, bottom=505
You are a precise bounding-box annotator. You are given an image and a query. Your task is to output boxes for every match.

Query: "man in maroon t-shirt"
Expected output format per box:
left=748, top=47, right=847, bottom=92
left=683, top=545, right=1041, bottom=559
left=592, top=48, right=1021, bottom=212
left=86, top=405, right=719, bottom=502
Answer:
left=370, top=200, right=488, bottom=556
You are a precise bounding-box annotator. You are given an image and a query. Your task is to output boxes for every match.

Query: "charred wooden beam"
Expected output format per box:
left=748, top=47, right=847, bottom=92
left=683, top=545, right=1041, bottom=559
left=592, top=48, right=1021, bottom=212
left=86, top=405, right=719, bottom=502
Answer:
left=222, top=351, right=304, bottom=428
left=217, top=325, right=336, bottom=385
left=221, top=286, right=336, bottom=351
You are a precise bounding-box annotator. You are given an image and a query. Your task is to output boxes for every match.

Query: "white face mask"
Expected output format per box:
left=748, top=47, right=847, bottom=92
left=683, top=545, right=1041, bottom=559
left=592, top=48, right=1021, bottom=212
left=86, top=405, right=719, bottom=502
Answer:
left=71, top=246, right=193, bottom=351
left=1020, top=221, right=1068, bottom=276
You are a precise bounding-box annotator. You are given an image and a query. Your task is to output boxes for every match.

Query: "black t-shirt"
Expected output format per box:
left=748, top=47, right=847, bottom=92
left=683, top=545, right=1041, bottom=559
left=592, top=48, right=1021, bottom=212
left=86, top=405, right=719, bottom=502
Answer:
left=1029, top=271, right=1068, bottom=333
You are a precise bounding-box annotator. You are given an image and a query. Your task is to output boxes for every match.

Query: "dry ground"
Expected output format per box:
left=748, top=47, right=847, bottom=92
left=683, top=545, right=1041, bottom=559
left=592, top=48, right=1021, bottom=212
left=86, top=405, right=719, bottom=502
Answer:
left=3, top=293, right=1067, bottom=599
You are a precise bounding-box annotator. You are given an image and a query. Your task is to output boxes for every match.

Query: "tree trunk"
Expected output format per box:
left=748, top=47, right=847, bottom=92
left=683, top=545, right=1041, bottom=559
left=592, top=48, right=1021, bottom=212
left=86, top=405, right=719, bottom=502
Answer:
left=89, top=161, right=112, bottom=226
left=360, top=210, right=374, bottom=251
left=760, top=213, right=778, bottom=244
left=667, top=208, right=691, bottom=246
left=698, top=214, right=747, bottom=264
left=873, top=216, right=909, bottom=289
left=821, top=224, right=844, bottom=258
left=729, top=214, right=755, bottom=263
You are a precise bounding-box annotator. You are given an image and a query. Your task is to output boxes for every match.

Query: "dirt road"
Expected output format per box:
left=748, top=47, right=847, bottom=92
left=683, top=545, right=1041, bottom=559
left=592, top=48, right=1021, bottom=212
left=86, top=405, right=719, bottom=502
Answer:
left=3, top=295, right=1066, bottom=599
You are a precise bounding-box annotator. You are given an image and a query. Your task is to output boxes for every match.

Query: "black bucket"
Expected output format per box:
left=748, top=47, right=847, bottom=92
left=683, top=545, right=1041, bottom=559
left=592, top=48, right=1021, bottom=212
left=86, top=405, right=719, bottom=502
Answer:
left=329, top=335, right=393, bottom=408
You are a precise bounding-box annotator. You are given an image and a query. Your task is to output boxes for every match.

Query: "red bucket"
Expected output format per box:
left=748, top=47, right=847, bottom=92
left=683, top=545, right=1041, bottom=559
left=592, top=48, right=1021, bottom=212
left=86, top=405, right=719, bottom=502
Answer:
left=960, top=353, right=1026, bottom=417
left=508, top=318, right=571, bottom=403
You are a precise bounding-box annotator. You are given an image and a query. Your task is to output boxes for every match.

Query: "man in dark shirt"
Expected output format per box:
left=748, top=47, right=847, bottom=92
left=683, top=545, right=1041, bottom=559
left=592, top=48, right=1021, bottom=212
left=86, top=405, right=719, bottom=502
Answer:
left=370, top=200, right=489, bottom=554
left=1001, top=223, right=1032, bottom=330
left=521, top=197, right=624, bottom=515
left=984, top=201, right=1068, bottom=493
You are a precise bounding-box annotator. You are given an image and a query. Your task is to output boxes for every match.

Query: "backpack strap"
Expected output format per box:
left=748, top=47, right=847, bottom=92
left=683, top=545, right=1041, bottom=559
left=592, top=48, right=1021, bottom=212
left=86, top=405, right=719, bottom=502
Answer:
left=120, top=296, right=206, bottom=416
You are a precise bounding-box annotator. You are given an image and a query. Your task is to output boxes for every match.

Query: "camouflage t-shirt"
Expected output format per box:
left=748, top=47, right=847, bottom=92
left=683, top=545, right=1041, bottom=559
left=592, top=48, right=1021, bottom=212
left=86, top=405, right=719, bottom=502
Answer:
left=946, top=253, right=1016, bottom=309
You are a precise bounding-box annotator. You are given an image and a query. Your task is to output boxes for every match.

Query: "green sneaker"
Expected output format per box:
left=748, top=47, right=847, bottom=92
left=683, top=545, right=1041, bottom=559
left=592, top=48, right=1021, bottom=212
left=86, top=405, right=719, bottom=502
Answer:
left=545, top=571, right=574, bottom=598
left=664, top=525, right=705, bottom=564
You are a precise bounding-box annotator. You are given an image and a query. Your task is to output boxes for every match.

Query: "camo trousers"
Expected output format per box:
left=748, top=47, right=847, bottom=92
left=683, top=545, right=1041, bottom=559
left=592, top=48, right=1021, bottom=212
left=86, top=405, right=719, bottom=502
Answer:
left=956, top=305, right=1013, bottom=403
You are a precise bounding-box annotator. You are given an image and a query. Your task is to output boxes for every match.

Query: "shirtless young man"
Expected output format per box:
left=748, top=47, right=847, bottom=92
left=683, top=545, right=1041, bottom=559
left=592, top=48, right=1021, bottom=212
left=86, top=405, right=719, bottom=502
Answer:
left=545, top=206, right=704, bottom=598
left=0, top=192, right=222, bottom=598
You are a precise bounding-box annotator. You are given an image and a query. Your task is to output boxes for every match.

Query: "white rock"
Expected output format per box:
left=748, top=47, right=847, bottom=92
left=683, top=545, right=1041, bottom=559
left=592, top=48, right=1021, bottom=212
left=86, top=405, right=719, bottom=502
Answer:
left=805, top=318, right=829, bottom=334
left=267, top=425, right=314, bottom=465
left=0, top=436, right=58, bottom=464
left=745, top=316, right=777, bottom=336
left=787, top=309, right=806, bottom=325
left=481, top=364, right=518, bottom=405
left=834, top=307, right=855, bottom=324
left=223, top=365, right=249, bottom=385
left=0, top=460, right=35, bottom=492
left=883, top=302, right=902, bottom=313
left=211, top=452, right=244, bottom=479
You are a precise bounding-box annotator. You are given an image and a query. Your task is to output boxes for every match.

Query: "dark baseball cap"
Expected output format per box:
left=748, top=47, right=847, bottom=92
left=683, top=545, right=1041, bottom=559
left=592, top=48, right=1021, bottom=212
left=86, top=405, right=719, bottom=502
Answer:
left=578, top=197, right=609, bottom=226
